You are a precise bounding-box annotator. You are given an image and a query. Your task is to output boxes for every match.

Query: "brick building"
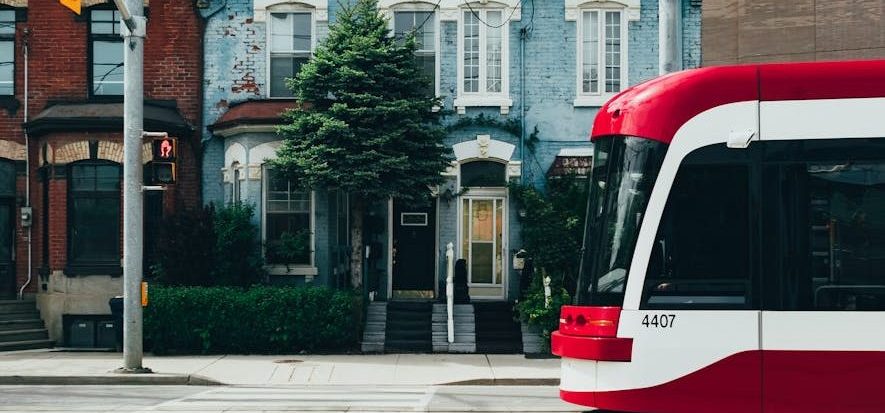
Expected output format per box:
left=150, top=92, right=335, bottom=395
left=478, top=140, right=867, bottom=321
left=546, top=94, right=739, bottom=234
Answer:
left=200, top=0, right=701, bottom=353
left=703, top=0, right=885, bottom=65
left=0, top=0, right=202, bottom=346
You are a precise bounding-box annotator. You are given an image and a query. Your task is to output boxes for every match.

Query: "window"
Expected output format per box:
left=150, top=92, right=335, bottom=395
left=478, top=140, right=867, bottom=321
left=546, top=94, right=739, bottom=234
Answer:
left=763, top=139, right=885, bottom=311
left=90, top=9, right=123, bottom=96
left=576, top=9, right=625, bottom=106
left=455, top=7, right=511, bottom=113
left=641, top=144, right=754, bottom=309
left=460, top=161, right=506, bottom=188
left=0, top=10, right=15, bottom=96
left=68, top=162, right=121, bottom=269
left=269, top=12, right=312, bottom=98
left=393, top=10, right=436, bottom=96
left=264, top=168, right=312, bottom=265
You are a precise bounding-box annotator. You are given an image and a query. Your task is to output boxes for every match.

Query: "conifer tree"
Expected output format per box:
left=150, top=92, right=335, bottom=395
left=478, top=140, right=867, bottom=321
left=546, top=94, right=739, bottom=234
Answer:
left=272, top=0, right=451, bottom=288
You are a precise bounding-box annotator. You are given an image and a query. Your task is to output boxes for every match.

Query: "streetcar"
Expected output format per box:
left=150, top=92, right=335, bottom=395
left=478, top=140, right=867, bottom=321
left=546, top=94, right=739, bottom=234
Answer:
left=552, top=60, right=885, bottom=413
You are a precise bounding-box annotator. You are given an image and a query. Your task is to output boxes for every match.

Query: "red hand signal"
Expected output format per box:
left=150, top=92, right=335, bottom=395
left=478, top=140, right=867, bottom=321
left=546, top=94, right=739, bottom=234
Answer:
left=159, top=140, right=173, bottom=158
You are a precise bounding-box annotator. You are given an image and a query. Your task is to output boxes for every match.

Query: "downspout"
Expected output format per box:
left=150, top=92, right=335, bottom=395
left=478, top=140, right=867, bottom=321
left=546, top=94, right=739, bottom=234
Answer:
left=18, top=27, right=30, bottom=299
left=518, top=26, right=527, bottom=184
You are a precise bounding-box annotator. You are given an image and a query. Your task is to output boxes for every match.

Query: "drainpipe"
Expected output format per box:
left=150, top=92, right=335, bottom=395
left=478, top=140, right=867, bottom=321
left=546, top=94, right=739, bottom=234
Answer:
left=658, top=0, right=683, bottom=75
left=518, top=26, right=527, bottom=184
left=18, top=27, right=31, bottom=300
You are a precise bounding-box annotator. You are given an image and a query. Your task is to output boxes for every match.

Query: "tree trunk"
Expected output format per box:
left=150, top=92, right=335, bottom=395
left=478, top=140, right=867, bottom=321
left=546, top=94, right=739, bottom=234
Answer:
left=350, top=197, right=365, bottom=289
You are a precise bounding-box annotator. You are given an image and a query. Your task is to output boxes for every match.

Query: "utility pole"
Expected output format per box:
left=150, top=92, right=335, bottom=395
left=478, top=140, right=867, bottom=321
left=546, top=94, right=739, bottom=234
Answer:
left=659, top=0, right=683, bottom=75
left=115, top=0, right=149, bottom=373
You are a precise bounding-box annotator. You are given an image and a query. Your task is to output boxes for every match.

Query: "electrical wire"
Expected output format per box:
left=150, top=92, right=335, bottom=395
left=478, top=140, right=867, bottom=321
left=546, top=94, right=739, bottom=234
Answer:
left=464, top=0, right=523, bottom=29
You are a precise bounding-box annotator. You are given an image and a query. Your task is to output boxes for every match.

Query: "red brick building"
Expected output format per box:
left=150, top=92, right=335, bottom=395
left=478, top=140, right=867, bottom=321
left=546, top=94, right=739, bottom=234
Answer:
left=0, top=0, right=202, bottom=345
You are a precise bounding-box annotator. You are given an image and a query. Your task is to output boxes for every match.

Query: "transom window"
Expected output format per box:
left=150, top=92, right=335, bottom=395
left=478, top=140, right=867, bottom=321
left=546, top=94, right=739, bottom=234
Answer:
left=0, top=10, right=15, bottom=96
left=68, top=162, right=121, bottom=268
left=393, top=10, right=436, bottom=96
left=461, top=9, right=504, bottom=94
left=264, top=168, right=312, bottom=265
left=269, top=12, right=313, bottom=98
left=577, top=9, right=625, bottom=100
left=90, top=9, right=124, bottom=96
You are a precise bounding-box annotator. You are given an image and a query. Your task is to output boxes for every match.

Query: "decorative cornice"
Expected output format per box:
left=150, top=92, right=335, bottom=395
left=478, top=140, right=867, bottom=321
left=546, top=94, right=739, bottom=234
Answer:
left=253, top=0, right=329, bottom=22
left=564, top=0, right=641, bottom=21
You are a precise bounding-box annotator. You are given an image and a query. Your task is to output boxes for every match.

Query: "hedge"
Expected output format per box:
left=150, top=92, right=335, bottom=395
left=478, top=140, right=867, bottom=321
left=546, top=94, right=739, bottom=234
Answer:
left=144, top=285, right=360, bottom=354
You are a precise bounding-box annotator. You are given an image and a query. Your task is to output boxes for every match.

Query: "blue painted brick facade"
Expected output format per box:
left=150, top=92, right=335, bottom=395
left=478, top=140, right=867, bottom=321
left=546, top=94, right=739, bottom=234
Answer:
left=200, top=0, right=702, bottom=298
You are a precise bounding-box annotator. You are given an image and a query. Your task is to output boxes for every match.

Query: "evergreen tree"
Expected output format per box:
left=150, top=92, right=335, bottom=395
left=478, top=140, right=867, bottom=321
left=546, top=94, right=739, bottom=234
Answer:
left=272, top=0, right=451, bottom=288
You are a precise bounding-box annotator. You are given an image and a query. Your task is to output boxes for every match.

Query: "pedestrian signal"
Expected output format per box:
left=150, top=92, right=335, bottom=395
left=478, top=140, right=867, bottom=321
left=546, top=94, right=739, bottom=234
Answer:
left=151, top=136, right=177, bottom=184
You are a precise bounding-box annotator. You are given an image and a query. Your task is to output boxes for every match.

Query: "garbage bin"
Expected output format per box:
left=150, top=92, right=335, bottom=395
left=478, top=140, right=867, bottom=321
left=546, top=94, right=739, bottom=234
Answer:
left=108, top=296, right=124, bottom=352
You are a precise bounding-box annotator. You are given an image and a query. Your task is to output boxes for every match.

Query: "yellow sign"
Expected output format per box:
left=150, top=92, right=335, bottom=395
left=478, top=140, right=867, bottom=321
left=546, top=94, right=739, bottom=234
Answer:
left=59, top=0, right=81, bottom=15
left=141, top=282, right=148, bottom=307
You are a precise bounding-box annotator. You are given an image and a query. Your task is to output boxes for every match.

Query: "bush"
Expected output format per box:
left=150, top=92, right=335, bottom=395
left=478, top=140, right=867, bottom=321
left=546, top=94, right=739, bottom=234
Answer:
left=150, top=206, right=216, bottom=286
left=150, top=203, right=265, bottom=286
left=144, top=285, right=359, bottom=354
left=515, top=272, right=571, bottom=352
left=213, top=203, right=266, bottom=286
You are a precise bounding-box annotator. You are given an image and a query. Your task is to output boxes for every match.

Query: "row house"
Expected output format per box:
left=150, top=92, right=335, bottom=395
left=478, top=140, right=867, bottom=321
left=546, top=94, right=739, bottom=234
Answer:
left=0, top=0, right=202, bottom=348
left=200, top=0, right=701, bottom=353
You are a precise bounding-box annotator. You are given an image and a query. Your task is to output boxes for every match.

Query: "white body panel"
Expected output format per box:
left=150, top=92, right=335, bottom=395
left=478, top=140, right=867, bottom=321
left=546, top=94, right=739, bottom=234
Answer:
left=762, top=312, right=885, bottom=351
left=760, top=98, right=885, bottom=141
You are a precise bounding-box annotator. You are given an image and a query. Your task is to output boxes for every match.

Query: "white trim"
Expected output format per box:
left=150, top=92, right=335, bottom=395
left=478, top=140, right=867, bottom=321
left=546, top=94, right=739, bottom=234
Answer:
left=434, top=0, right=521, bottom=21
left=224, top=142, right=247, bottom=168
left=455, top=6, right=513, bottom=115
left=400, top=212, right=429, bottom=226
left=574, top=7, right=628, bottom=107
left=261, top=165, right=318, bottom=273
left=565, top=0, right=640, bottom=21
left=254, top=0, right=328, bottom=22
left=452, top=136, right=515, bottom=162
left=386, top=198, right=394, bottom=299
left=384, top=6, right=441, bottom=98
left=249, top=141, right=284, bottom=165
left=266, top=7, right=317, bottom=99
left=458, top=195, right=508, bottom=300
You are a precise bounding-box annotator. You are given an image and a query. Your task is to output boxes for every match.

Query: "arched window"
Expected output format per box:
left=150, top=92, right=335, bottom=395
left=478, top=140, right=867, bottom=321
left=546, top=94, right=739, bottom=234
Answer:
left=460, top=160, right=507, bottom=187
left=68, top=160, right=121, bottom=272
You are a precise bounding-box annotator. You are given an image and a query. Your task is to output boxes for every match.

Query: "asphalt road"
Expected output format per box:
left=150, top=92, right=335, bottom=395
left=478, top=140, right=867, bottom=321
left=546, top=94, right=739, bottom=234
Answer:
left=0, top=385, right=586, bottom=412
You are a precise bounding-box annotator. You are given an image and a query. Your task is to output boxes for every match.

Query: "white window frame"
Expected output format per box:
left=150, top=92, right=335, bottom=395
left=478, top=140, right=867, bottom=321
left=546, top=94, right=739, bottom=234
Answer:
left=385, top=4, right=441, bottom=98
left=261, top=165, right=318, bottom=276
left=574, top=7, right=628, bottom=107
left=266, top=5, right=317, bottom=99
left=454, top=6, right=513, bottom=115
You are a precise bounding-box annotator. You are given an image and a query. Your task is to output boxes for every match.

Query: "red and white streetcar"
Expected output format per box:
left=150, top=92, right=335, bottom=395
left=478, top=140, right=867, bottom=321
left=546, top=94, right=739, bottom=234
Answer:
left=553, top=60, right=885, bottom=413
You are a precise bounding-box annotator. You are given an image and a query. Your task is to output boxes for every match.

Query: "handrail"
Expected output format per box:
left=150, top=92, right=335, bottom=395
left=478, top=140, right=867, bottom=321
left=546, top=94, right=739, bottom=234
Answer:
left=543, top=275, right=552, bottom=308
left=446, top=242, right=454, bottom=344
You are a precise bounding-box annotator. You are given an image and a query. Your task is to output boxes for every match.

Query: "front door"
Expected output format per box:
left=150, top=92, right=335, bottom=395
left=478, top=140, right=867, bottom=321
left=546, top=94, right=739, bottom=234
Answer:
left=392, top=200, right=436, bottom=299
left=0, top=196, right=14, bottom=299
left=462, top=197, right=506, bottom=299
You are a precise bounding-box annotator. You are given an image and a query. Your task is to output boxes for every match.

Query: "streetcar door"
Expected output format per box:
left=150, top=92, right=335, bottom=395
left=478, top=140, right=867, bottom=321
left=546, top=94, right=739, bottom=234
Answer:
left=760, top=138, right=885, bottom=413
left=614, top=144, right=762, bottom=413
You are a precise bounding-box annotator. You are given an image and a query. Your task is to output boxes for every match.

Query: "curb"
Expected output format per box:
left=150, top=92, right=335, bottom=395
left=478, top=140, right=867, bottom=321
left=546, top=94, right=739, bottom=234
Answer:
left=0, top=374, right=223, bottom=386
left=440, top=378, right=560, bottom=386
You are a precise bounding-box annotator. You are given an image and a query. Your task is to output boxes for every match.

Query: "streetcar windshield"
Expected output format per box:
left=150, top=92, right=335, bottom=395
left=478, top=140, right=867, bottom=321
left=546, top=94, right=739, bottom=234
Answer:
left=576, top=136, right=667, bottom=305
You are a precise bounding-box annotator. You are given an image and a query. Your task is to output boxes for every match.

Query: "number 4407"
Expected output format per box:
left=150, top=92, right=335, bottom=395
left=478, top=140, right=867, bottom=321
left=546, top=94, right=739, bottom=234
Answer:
left=642, top=314, right=676, bottom=328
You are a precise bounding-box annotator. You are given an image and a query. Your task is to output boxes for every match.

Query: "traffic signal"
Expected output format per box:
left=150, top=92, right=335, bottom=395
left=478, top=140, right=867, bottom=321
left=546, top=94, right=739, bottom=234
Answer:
left=151, top=136, right=176, bottom=184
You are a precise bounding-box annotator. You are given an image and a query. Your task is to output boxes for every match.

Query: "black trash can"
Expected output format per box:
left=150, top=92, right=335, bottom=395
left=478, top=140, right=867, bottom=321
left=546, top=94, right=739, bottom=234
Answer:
left=108, top=296, right=124, bottom=352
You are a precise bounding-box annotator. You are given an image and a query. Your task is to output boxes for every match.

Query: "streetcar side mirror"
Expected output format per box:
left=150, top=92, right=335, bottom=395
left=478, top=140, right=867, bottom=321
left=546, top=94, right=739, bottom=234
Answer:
left=727, top=130, right=756, bottom=149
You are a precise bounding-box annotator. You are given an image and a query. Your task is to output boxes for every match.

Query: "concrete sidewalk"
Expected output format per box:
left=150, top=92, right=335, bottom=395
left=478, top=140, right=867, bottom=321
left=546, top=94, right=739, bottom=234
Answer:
left=0, top=350, right=561, bottom=386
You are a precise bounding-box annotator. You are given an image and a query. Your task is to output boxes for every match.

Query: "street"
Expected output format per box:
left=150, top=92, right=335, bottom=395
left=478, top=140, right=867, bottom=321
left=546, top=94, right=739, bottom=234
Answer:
left=0, top=385, right=584, bottom=412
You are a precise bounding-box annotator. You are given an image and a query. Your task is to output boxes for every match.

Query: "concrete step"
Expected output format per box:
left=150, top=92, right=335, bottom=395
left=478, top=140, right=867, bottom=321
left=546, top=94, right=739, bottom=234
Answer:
left=360, top=342, right=384, bottom=353
left=363, top=321, right=386, bottom=332
left=385, top=339, right=432, bottom=353
left=0, top=339, right=54, bottom=352
left=0, top=320, right=45, bottom=332
left=432, top=314, right=475, bottom=323
left=363, top=333, right=385, bottom=342
left=0, top=329, right=49, bottom=342
left=0, top=300, right=37, bottom=314
left=0, top=311, right=41, bottom=322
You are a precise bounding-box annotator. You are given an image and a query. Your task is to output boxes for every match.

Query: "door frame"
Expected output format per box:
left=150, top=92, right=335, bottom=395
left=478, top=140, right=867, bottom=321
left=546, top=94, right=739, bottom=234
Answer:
left=386, top=197, right=440, bottom=300
left=458, top=188, right=508, bottom=300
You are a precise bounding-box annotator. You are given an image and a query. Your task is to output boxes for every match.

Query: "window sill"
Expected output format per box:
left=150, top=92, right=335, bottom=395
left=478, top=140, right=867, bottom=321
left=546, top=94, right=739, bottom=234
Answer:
left=574, top=95, right=617, bottom=108
left=266, top=265, right=318, bottom=276
left=454, top=96, right=513, bottom=115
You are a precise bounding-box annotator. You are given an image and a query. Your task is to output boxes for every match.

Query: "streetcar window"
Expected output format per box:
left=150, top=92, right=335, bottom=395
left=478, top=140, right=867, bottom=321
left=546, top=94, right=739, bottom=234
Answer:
left=641, top=145, right=754, bottom=310
left=765, top=139, right=885, bottom=311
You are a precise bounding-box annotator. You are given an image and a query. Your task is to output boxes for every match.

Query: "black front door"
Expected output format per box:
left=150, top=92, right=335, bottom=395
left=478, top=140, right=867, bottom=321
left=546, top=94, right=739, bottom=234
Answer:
left=0, top=199, right=14, bottom=299
left=392, top=200, right=436, bottom=298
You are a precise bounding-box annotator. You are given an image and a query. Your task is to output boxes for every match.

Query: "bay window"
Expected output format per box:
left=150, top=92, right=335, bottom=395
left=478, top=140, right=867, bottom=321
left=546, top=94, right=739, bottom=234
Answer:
left=263, top=168, right=313, bottom=268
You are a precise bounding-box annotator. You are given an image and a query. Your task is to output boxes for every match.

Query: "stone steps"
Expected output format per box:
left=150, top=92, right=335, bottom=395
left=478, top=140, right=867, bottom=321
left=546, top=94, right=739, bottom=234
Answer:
left=0, top=300, right=52, bottom=352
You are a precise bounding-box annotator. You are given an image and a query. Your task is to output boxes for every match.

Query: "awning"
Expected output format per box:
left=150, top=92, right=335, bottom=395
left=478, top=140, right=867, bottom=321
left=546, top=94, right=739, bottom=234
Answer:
left=547, top=147, right=593, bottom=177
left=25, top=100, right=193, bottom=137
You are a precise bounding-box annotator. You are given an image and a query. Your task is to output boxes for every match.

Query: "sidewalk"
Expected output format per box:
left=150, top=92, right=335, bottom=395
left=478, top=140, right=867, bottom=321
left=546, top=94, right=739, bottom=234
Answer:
left=0, top=350, right=561, bottom=386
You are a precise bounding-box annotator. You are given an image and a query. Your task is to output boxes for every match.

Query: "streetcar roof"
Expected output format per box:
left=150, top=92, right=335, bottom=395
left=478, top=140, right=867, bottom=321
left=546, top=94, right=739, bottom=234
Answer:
left=590, top=59, right=885, bottom=144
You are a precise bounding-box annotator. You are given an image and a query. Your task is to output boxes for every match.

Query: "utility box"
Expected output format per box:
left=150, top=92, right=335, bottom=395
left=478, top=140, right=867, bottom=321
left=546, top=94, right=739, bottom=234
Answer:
left=95, top=320, right=117, bottom=349
left=64, top=315, right=116, bottom=349
left=67, top=319, right=95, bottom=348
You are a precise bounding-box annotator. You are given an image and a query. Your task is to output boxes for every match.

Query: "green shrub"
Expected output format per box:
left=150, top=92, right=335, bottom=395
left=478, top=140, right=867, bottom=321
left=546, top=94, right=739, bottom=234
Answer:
left=515, top=272, right=571, bottom=352
left=144, top=285, right=359, bottom=354
left=213, top=203, right=266, bottom=286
